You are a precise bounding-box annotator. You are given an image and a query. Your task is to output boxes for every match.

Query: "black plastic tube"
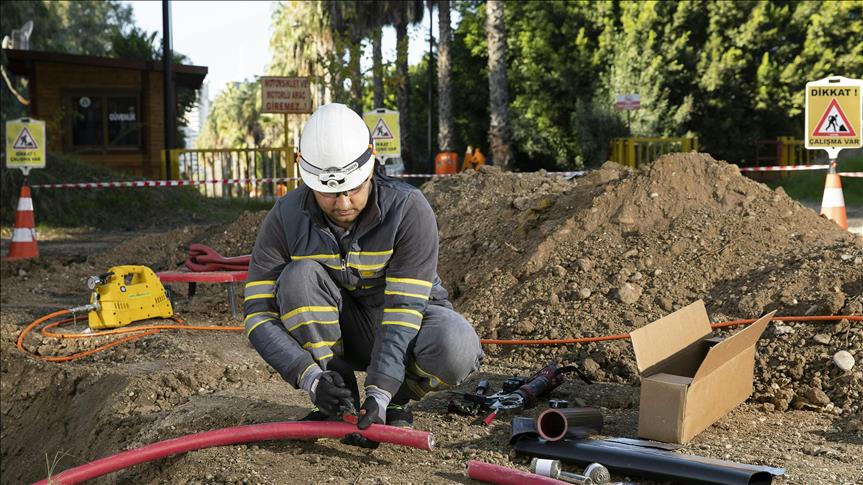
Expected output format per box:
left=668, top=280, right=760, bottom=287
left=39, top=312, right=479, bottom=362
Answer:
left=514, top=437, right=780, bottom=485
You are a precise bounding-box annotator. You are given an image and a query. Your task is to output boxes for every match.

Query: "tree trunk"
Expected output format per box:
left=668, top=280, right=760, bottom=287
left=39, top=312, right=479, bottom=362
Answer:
left=485, top=0, right=515, bottom=170
left=396, top=21, right=412, bottom=170
left=437, top=0, right=454, bottom=152
left=349, top=37, right=363, bottom=114
left=372, top=26, right=384, bottom=109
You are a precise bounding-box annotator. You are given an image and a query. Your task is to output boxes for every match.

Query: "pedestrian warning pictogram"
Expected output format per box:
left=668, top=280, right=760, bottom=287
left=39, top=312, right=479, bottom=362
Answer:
left=813, top=99, right=856, bottom=137
left=6, top=118, right=47, bottom=171
left=372, top=118, right=394, bottom=139
left=12, top=127, right=38, bottom=149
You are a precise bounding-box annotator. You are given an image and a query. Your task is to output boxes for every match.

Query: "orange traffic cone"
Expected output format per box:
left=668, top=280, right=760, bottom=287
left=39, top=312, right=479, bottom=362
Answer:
left=820, top=164, right=848, bottom=230
left=4, top=184, right=39, bottom=260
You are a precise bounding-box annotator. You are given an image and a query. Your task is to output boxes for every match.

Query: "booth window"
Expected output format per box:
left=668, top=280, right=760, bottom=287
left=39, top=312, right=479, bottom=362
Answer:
left=70, top=94, right=141, bottom=149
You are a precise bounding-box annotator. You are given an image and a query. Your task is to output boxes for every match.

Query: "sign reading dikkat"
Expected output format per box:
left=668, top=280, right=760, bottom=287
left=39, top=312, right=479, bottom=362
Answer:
left=261, top=76, right=312, bottom=114
left=5, top=118, right=46, bottom=172
left=363, top=109, right=401, bottom=157
left=805, top=76, right=862, bottom=154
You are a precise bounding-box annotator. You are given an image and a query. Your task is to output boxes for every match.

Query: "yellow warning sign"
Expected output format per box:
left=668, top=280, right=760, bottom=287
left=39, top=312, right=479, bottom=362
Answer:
left=805, top=76, right=862, bottom=153
left=363, top=109, right=400, bottom=157
left=5, top=118, right=46, bottom=170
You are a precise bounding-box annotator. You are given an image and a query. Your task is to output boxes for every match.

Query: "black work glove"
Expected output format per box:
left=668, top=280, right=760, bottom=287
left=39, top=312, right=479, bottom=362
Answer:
left=312, top=371, right=353, bottom=416
left=357, top=396, right=385, bottom=430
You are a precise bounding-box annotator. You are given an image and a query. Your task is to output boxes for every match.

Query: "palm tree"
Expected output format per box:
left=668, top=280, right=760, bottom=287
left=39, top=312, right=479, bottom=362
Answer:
left=388, top=0, right=424, bottom=171
left=485, top=0, right=515, bottom=170
left=437, top=0, right=454, bottom=152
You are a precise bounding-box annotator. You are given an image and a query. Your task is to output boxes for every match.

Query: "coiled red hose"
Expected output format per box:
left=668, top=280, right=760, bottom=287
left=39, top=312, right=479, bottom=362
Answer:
left=34, top=421, right=434, bottom=485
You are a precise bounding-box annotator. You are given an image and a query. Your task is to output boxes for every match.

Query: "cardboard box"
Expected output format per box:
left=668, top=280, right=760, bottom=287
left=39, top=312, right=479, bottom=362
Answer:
left=630, top=300, right=774, bottom=443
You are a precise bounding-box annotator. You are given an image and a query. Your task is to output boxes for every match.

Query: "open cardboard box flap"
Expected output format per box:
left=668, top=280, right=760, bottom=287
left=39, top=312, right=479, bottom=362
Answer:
left=630, top=300, right=712, bottom=374
left=691, top=310, right=775, bottom=382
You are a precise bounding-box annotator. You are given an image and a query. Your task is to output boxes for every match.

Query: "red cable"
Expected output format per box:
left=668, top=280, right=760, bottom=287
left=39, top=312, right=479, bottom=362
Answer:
left=467, top=460, right=569, bottom=485
left=34, top=421, right=434, bottom=485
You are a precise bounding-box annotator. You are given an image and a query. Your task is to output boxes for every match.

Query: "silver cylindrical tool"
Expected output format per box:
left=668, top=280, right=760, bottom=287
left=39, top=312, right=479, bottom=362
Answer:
left=530, top=458, right=561, bottom=478
left=584, top=463, right=610, bottom=484
left=530, top=458, right=594, bottom=485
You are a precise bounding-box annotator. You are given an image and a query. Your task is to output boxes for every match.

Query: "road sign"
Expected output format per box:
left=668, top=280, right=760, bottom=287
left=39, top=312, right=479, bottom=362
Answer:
left=6, top=118, right=46, bottom=173
left=261, top=77, right=312, bottom=114
left=363, top=109, right=401, bottom=157
left=615, top=94, right=641, bottom=111
left=805, top=76, right=862, bottom=158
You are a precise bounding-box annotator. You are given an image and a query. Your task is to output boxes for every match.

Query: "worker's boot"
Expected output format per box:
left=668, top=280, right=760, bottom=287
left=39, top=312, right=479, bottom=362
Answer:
left=385, top=384, right=414, bottom=428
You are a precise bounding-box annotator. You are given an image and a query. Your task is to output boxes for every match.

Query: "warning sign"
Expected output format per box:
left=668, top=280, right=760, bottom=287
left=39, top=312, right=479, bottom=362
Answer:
left=363, top=109, right=400, bottom=157
left=6, top=118, right=46, bottom=171
left=812, top=99, right=856, bottom=137
left=13, top=127, right=38, bottom=149
left=805, top=76, right=862, bottom=153
left=371, top=118, right=394, bottom=139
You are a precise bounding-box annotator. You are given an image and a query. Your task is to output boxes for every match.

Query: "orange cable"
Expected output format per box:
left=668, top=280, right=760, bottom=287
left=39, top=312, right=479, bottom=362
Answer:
left=478, top=315, right=861, bottom=346
left=19, top=310, right=862, bottom=361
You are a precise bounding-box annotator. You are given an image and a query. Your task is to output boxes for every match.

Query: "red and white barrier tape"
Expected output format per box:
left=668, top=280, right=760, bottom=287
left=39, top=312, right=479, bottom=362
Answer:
left=29, top=171, right=589, bottom=189
left=30, top=177, right=302, bottom=189
left=738, top=164, right=830, bottom=172
left=839, top=172, right=863, bottom=178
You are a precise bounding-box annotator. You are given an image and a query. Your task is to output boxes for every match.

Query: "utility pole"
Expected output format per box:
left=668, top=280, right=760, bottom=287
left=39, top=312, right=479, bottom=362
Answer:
left=427, top=1, right=434, bottom=171
left=162, top=0, right=176, bottom=178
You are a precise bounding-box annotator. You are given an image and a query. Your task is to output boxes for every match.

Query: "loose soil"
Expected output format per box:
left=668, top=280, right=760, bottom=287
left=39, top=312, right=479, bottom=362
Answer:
left=1, top=153, right=861, bottom=484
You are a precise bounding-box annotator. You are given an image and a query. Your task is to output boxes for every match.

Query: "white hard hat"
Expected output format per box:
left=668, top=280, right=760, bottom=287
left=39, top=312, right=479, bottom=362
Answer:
left=298, top=103, right=375, bottom=193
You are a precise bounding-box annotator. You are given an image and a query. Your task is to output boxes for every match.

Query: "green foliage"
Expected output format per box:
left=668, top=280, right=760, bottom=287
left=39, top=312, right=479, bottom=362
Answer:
left=0, top=0, right=196, bottom=145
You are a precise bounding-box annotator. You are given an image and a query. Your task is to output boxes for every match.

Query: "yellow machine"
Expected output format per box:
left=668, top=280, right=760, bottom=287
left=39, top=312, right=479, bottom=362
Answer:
left=87, top=265, right=173, bottom=329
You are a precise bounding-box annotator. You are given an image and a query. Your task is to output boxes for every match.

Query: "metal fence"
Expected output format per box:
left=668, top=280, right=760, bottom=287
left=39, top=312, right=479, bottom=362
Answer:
left=163, top=148, right=297, bottom=200
left=753, top=136, right=823, bottom=167
left=610, top=137, right=699, bottom=168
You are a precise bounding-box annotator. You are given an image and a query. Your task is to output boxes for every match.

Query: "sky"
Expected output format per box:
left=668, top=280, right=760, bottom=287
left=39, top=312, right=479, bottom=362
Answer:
left=125, top=1, right=451, bottom=101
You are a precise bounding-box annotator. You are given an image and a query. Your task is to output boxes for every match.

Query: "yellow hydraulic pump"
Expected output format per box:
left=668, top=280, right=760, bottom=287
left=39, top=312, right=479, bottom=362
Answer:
left=87, top=265, right=173, bottom=329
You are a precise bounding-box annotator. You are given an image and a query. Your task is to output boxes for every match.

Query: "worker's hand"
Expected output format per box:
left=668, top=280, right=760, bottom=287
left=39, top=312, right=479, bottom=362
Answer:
left=311, top=371, right=353, bottom=416
left=357, top=396, right=385, bottom=429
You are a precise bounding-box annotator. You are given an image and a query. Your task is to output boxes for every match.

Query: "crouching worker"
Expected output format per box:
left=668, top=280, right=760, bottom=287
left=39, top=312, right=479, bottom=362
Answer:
left=243, top=103, right=483, bottom=429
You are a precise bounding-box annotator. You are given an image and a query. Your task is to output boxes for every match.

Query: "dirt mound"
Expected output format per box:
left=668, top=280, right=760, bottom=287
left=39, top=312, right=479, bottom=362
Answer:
left=423, top=154, right=862, bottom=414
left=2, top=153, right=862, bottom=483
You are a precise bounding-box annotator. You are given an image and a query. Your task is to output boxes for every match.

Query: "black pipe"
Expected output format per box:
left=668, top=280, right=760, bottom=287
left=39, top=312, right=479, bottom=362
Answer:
left=513, top=437, right=780, bottom=485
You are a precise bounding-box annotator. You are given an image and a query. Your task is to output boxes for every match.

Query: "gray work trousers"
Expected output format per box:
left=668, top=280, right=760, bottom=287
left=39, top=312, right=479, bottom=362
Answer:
left=276, top=260, right=483, bottom=400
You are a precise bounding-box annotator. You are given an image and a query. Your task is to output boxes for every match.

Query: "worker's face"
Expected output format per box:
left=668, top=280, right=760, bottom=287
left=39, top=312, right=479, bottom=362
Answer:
left=312, top=174, right=373, bottom=229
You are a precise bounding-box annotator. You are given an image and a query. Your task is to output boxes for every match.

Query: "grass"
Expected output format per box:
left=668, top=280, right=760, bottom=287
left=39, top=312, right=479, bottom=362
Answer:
left=1, top=153, right=274, bottom=230
left=763, top=156, right=863, bottom=205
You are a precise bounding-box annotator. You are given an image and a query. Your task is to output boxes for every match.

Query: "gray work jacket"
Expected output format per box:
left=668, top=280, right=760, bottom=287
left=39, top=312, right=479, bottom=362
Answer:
left=243, top=174, right=446, bottom=397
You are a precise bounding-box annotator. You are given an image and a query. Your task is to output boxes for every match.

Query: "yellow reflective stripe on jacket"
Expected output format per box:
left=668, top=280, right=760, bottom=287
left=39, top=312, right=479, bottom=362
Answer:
left=383, top=308, right=423, bottom=319
left=281, top=305, right=338, bottom=320
left=347, top=249, right=393, bottom=257
left=410, top=360, right=452, bottom=387
left=382, top=320, right=421, bottom=330
left=244, top=293, right=274, bottom=301
left=384, top=290, right=430, bottom=300
left=287, top=319, right=339, bottom=332
left=302, top=339, right=342, bottom=350
left=244, top=280, right=276, bottom=288
left=245, top=316, right=278, bottom=337
left=385, top=277, right=433, bottom=288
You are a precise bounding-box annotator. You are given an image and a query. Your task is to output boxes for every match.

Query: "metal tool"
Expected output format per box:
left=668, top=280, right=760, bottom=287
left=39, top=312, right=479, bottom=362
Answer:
left=584, top=463, right=611, bottom=484
left=549, top=399, right=569, bottom=408
left=481, top=362, right=593, bottom=425
left=530, top=458, right=595, bottom=485
left=86, top=265, right=173, bottom=329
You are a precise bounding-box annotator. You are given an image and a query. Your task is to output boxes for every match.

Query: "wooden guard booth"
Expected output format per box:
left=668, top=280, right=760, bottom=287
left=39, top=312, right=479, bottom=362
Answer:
left=5, top=49, right=207, bottom=178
